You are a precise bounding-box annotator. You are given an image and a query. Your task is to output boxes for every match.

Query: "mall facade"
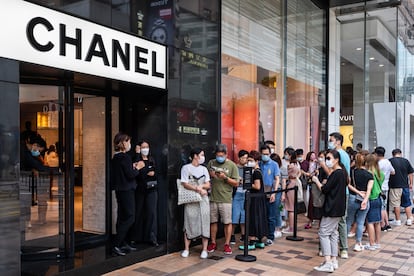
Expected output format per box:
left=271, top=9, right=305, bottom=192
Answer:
left=0, top=0, right=412, bottom=275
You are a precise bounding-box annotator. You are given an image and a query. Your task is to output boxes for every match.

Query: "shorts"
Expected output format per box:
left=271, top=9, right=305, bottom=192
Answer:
left=231, top=192, right=245, bottom=224
left=210, top=202, right=232, bottom=224
left=401, top=187, right=412, bottom=208
left=389, top=188, right=402, bottom=209
left=381, top=190, right=388, bottom=210
left=367, top=197, right=381, bottom=224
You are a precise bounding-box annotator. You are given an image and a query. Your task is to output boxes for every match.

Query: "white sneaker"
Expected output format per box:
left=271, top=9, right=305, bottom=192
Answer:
left=340, top=250, right=348, bottom=259
left=200, top=250, right=208, bottom=259
left=406, top=218, right=412, bottom=226
left=274, top=231, right=282, bottom=238
left=347, top=232, right=355, bottom=238
left=353, top=244, right=364, bottom=252
left=390, top=220, right=401, bottom=226
left=332, top=260, right=339, bottom=270
left=314, top=262, right=334, bottom=273
left=364, top=244, right=377, bottom=251
left=282, top=228, right=293, bottom=234
left=181, top=250, right=189, bottom=258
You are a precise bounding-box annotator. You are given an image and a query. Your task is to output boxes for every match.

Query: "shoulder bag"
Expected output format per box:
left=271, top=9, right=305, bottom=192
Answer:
left=176, top=179, right=202, bottom=205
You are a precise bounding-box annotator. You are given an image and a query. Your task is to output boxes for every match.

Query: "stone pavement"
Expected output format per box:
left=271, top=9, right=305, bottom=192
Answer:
left=104, top=214, right=414, bottom=276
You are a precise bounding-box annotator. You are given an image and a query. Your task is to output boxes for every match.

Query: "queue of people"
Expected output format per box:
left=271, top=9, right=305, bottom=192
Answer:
left=110, top=132, right=414, bottom=270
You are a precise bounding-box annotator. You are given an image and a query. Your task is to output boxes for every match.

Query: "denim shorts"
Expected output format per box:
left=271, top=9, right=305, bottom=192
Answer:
left=401, top=187, right=412, bottom=208
left=367, top=197, right=381, bottom=224
left=231, top=191, right=245, bottom=224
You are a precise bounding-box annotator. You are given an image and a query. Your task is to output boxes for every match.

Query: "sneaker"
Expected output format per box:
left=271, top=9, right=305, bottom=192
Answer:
left=112, top=246, right=126, bottom=256
left=390, top=220, right=401, bottom=226
left=347, top=232, right=356, bottom=238
left=200, top=250, right=208, bottom=259
left=255, top=242, right=265, bottom=249
left=332, top=259, right=339, bottom=270
left=230, top=235, right=236, bottom=245
left=353, top=244, right=364, bottom=252
left=239, top=235, right=245, bottom=242
left=364, top=244, right=377, bottom=251
left=181, top=250, right=189, bottom=258
left=318, top=250, right=323, bottom=257
left=224, top=244, right=232, bottom=255
left=374, top=243, right=381, bottom=249
left=265, top=239, right=273, bottom=246
left=282, top=228, right=293, bottom=234
left=274, top=231, right=282, bottom=238
left=313, top=262, right=334, bottom=273
left=207, top=242, right=217, bottom=253
left=239, top=244, right=255, bottom=251
left=381, top=226, right=388, bottom=232
left=340, top=250, right=348, bottom=259
left=386, top=225, right=392, bottom=231
left=304, top=223, right=312, bottom=229
left=363, top=232, right=369, bottom=237
left=406, top=218, right=412, bottom=226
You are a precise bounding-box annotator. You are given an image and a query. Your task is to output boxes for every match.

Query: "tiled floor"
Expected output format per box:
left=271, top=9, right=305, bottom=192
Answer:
left=104, top=213, right=414, bottom=276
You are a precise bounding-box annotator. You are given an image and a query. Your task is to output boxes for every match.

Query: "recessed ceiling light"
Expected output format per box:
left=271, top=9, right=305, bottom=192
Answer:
left=369, top=57, right=375, bottom=60
left=379, top=64, right=384, bottom=67
left=356, top=47, right=362, bottom=51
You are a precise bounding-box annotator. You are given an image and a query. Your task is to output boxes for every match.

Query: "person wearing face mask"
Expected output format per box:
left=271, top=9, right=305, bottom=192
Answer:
left=207, top=144, right=239, bottom=255
left=280, top=147, right=295, bottom=228
left=110, top=133, right=142, bottom=256
left=21, top=135, right=51, bottom=228
left=230, top=150, right=249, bottom=245
left=180, top=148, right=211, bottom=259
left=264, top=140, right=276, bottom=154
left=312, top=150, right=348, bottom=273
left=131, top=140, right=159, bottom=247
left=259, top=145, right=281, bottom=245
left=239, top=151, right=268, bottom=250
left=325, top=132, right=351, bottom=260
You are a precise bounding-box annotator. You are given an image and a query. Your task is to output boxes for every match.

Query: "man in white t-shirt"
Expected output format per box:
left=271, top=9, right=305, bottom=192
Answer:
left=375, top=146, right=395, bottom=231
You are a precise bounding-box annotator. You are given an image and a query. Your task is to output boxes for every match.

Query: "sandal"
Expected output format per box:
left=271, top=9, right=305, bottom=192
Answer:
left=304, top=224, right=312, bottom=229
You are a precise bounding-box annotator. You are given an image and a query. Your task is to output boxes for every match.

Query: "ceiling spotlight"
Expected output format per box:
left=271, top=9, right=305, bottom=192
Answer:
left=379, top=64, right=384, bottom=67
left=369, top=57, right=375, bottom=60
left=356, top=47, right=362, bottom=51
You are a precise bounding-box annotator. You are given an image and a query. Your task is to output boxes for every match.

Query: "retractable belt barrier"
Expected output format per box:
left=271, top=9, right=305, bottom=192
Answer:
left=236, top=185, right=304, bottom=263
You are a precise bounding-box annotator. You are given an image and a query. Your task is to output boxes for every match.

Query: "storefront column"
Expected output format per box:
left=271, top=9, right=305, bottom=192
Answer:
left=0, top=58, right=20, bottom=275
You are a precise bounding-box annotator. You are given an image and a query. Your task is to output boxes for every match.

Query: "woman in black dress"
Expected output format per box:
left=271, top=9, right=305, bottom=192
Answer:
left=239, top=150, right=268, bottom=250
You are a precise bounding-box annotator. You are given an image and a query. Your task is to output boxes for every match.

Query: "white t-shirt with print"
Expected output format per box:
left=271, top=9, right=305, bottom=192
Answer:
left=378, top=158, right=395, bottom=191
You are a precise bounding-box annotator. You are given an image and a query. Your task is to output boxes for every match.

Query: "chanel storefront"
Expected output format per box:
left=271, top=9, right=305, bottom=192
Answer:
left=0, top=0, right=221, bottom=275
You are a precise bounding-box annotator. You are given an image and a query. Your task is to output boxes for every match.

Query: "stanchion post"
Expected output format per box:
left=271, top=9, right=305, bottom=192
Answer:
left=286, top=185, right=304, bottom=241
left=235, top=190, right=256, bottom=262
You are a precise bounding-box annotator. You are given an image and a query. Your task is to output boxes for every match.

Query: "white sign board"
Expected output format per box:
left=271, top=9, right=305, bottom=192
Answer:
left=0, top=1, right=167, bottom=90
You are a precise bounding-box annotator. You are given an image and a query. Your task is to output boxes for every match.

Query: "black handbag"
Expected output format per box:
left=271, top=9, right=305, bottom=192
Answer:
left=146, top=180, right=158, bottom=189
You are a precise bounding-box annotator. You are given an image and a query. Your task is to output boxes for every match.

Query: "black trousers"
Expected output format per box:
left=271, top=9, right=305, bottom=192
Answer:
left=114, top=190, right=135, bottom=247
left=132, top=188, right=158, bottom=243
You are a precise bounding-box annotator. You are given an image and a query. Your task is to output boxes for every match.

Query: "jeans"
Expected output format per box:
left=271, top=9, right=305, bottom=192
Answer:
left=346, top=194, right=370, bottom=243
left=266, top=198, right=277, bottom=240
left=274, top=188, right=282, bottom=229
left=232, top=191, right=246, bottom=224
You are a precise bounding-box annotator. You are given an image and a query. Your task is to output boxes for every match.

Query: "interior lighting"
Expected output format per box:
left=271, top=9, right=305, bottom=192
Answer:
left=369, top=57, right=375, bottom=60
left=356, top=47, right=362, bottom=51
left=379, top=64, right=384, bottom=67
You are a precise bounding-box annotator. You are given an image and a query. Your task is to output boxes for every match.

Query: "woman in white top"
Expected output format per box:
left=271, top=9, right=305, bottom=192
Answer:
left=180, top=148, right=211, bottom=259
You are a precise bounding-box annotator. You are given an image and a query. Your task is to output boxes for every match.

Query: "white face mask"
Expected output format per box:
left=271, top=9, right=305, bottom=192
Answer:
left=270, top=148, right=275, bottom=154
left=247, top=161, right=256, bottom=167
left=141, top=148, right=150, bottom=156
left=198, top=155, right=205, bottom=164
left=325, top=159, right=334, bottom=168
left=125, top=142, right=131, bottom=152
left=318, top=157, right=325, bottom=163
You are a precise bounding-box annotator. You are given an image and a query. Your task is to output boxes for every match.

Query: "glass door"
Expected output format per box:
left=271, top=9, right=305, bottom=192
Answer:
left=20, top=84, right=65, bottom=257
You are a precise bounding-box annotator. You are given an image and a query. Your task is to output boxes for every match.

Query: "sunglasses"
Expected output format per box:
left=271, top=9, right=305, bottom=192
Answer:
left=326, top=157, right=332, bottom=160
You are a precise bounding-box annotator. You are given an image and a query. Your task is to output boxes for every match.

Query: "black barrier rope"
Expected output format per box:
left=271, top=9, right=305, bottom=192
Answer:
left=236, top=185, right=304, bottom=262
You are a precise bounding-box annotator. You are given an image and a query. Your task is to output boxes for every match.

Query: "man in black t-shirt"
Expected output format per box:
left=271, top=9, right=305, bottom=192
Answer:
left=389, top=149, right=413, bottom=226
